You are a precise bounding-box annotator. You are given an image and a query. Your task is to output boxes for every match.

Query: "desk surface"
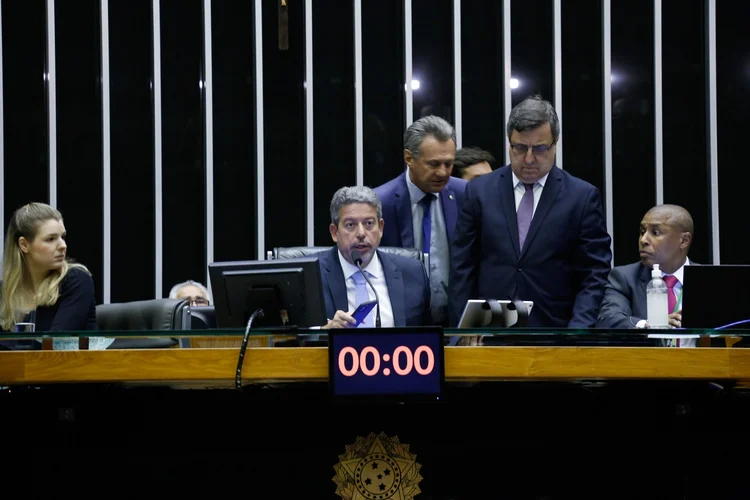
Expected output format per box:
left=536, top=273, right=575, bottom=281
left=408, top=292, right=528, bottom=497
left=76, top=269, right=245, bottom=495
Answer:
left=1, top=346, right=749, bottom=386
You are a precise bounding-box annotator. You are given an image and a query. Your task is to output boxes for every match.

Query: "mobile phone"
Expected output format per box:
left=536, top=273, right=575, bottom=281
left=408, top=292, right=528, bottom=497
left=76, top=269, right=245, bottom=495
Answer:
left=351, top=300, right=377, bottom=327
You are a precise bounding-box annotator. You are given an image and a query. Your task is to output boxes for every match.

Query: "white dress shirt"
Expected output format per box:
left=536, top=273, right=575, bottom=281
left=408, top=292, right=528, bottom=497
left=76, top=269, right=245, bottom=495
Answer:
left=337, top=250, right=395, bottom=328
left=512, top=171, right=549, bottom=215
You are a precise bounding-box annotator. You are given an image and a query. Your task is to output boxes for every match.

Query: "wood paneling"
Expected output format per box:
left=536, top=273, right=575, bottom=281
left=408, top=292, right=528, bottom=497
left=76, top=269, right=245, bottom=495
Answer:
left=1, top=346, right=750, bottom=386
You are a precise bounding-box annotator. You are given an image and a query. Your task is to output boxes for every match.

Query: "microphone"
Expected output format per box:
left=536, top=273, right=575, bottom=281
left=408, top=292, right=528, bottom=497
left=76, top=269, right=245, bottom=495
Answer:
left=350, top=249, right=381, bottom=328
left=235, top=308, right=264, bottom=389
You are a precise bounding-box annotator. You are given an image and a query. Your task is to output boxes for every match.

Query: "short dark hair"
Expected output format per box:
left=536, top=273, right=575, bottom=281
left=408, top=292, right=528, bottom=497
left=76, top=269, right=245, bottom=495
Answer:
left=506, top=95, right=560, bottom=140
left=452, top=147, right=496, bottom=176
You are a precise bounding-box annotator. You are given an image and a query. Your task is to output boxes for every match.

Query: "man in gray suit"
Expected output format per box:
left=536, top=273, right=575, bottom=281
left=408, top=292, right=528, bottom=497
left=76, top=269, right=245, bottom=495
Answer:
left=596, top=204, right=694, bottom=330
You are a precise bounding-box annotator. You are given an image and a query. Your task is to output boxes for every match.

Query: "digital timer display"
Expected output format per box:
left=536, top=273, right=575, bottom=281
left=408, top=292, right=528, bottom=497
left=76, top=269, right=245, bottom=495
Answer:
left=328, top=328, right=444, bottom=400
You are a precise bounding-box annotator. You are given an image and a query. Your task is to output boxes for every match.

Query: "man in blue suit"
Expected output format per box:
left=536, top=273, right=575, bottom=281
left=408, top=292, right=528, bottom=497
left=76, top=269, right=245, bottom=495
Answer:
left=374, top=115, right=467, bottom=325
left=450, top=95, right=612, bottom=328
left=320, top=186, right=431, bottom=329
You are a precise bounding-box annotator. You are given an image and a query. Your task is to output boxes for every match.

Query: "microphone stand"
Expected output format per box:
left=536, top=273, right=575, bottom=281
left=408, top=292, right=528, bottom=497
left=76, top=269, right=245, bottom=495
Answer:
left=235, top=308, right=265, bottom=389
left=352, top=251, right=381, bottom=328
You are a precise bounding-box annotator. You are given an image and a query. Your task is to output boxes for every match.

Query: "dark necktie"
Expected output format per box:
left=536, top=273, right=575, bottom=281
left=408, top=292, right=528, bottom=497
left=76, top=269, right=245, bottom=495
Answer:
left=420, top=194, right=436, bottom=254
left=517, top=183, right=535, bottom=250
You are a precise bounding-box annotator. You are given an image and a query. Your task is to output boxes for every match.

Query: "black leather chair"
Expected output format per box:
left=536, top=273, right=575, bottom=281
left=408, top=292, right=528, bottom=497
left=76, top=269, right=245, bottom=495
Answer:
left=270, top=246, right=427, bottom=269
left=96, top=298, right=190, bottom=349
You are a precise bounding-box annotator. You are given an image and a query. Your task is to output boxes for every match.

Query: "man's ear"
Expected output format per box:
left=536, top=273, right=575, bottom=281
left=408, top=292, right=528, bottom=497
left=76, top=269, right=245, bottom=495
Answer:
left=18, top=236, right=30, bottom=254
left=680, top=232, right=692, bottom=250
left=404, top=149, right=413, bottom=167
left=329, top=223, right=339, bottom=243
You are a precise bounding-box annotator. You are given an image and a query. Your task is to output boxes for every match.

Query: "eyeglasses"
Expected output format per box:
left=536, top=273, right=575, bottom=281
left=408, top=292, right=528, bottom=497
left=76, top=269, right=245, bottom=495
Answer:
left=185, top=296, right=209, bottom=306
left=509, top=142, right=556, bottom=157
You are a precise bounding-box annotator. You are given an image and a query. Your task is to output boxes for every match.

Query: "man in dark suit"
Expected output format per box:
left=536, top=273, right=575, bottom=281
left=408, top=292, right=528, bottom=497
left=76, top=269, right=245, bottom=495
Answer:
left=449, top=95, right=612, bottom=328
left=374, top=115, right=467, bottom=325
left=596, top=204, right=694, bottom=331
left=320, top=186, right=431, bottom=329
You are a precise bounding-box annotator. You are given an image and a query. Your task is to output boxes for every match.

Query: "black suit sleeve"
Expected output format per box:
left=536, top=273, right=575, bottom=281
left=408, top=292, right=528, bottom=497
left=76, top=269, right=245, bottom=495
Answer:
left=569, top=187, right=613, bottom=328
left=448, top=181, right=481, bottom=326
left=596, top=267, right=642, bottom=328
left=49, top=269, right=97, bottom=331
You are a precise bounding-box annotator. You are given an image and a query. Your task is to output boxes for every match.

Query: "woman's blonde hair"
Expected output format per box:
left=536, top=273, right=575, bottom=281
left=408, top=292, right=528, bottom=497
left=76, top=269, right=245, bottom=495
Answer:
left=0, top=202, right=88, bottom=330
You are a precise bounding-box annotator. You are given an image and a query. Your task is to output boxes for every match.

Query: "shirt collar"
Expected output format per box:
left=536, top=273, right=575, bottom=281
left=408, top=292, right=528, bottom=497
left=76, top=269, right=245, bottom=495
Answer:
left=512, top=171, right=549, bottom=188
left=405, top=167, right=441, bottom=204
left=663, top=256, right=690, bottom=284
left=337, top=249, right=383, bottom=280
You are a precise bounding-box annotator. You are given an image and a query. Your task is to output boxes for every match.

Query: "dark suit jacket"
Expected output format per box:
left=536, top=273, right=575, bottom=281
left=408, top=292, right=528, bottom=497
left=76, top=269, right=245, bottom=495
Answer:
left=374, top=171, right=467, bottom=248
left=596, top=260, right=695, bottom=328
left=449, top=165, right=612, bottom=328
left=317, top=247, right=431, bottom=327
left=0, top=267, right=96, bottom=350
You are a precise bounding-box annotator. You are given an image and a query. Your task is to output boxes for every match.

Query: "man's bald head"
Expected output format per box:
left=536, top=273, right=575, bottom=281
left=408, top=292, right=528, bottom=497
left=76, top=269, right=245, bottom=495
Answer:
left=639, top=204, right=694, bottom=275
left=644, top=204, right=694, bottom=235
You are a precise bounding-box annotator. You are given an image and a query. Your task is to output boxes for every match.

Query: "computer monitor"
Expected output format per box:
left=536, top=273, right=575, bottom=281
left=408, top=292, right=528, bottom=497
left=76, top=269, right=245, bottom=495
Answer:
left=208, top=257, right=328, bottom=329
left=682, top=265, right=750, bottom=329
left=457, top=299, right=534, bottom=328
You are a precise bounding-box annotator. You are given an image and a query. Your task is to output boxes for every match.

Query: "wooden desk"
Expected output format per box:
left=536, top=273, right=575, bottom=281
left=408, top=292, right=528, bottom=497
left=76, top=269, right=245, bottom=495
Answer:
left=2, top=346, right=749, bottom=498
left=1, top=346, right=749, bottom=386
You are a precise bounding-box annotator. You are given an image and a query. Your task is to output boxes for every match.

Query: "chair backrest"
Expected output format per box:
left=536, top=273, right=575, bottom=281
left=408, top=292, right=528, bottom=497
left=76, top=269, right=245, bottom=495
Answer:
left=96, top=298, right=191, bottom=331
left=272, top=246, right=426, bottom=267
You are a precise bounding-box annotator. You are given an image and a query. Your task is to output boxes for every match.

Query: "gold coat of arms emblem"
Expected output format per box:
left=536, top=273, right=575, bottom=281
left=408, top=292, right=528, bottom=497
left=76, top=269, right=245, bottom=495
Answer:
left=333, top=432, right=423, bottom=499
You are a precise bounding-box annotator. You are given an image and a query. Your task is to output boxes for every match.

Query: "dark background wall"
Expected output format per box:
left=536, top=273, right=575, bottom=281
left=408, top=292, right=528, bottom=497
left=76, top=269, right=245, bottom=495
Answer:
left=1, top=0, right=746, bottom=304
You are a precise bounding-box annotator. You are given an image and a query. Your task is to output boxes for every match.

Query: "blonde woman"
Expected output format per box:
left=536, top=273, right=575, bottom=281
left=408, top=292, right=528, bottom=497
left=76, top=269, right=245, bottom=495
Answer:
left=0, top=203, right=97, bottom=342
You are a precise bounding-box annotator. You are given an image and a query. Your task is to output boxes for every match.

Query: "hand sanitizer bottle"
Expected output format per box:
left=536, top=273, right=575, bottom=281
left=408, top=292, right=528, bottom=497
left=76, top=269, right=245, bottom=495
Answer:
left=646, top=264, right=669, bottom=329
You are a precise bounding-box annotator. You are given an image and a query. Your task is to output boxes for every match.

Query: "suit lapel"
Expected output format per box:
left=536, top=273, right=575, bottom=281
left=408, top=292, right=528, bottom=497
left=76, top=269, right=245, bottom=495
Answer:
left=394, top=173, right=414, bottom=248
left=638, top=264, right=650, bottom=314
left=380, top=252, right=405, bottom=326
left=499, top=168, right=521, bottom=258
left=324, top=247, right=349, bottom=313
left=441, top=183, right=459, bottom=242
left=520, top=168, right=561, bottom=258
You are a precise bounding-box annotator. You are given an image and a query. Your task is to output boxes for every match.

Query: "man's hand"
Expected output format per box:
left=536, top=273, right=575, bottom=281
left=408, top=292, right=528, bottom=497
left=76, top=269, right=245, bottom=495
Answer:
left=668, top=309, right=682, bottom=328
left=321, top=310, right=356, bottom=329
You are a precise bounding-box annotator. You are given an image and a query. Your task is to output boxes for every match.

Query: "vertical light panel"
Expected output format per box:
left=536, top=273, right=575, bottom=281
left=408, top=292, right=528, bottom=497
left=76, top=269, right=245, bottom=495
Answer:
left=254, top=0, right=265, bottom=259
left=553, top=0, right=562, bottom=169
left=100, top=0, right=111, bottom=303
left=354, top=0, right=363, bottom=185
left=152, top=0, right=163, bottom=297
left=0, top=4, right=4, bottom=265
left=46, top=0, right=57, bottom=207
left=203, top=0, right=214, bottom=285
left=654, top=0, right=663, bottom=204
left=502, top=0, right=511, bottom=156
left=453, top=0, right=462, bottom=147
left=304, top=0, right=314, bottom=245
left=707, top=0, right=719, bottom=263
left=602, top=0, right=613, bottom=261
left=404, top=0, right=413, bottom=127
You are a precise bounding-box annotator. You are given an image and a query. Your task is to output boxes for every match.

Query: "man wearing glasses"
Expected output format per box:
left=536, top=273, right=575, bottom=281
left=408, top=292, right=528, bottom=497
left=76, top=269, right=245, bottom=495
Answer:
left=449, top=95, right=612, bottom=328
left=169, top=280, right=211, bottom=307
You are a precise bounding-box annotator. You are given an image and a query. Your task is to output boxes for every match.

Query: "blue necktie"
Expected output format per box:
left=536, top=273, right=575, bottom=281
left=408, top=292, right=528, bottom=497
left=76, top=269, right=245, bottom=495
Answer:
left=420, top=194, right=436, bottom=254
left=352, top=270, right=374, bottom=327
left=517, top=183, right=535, bottom=250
